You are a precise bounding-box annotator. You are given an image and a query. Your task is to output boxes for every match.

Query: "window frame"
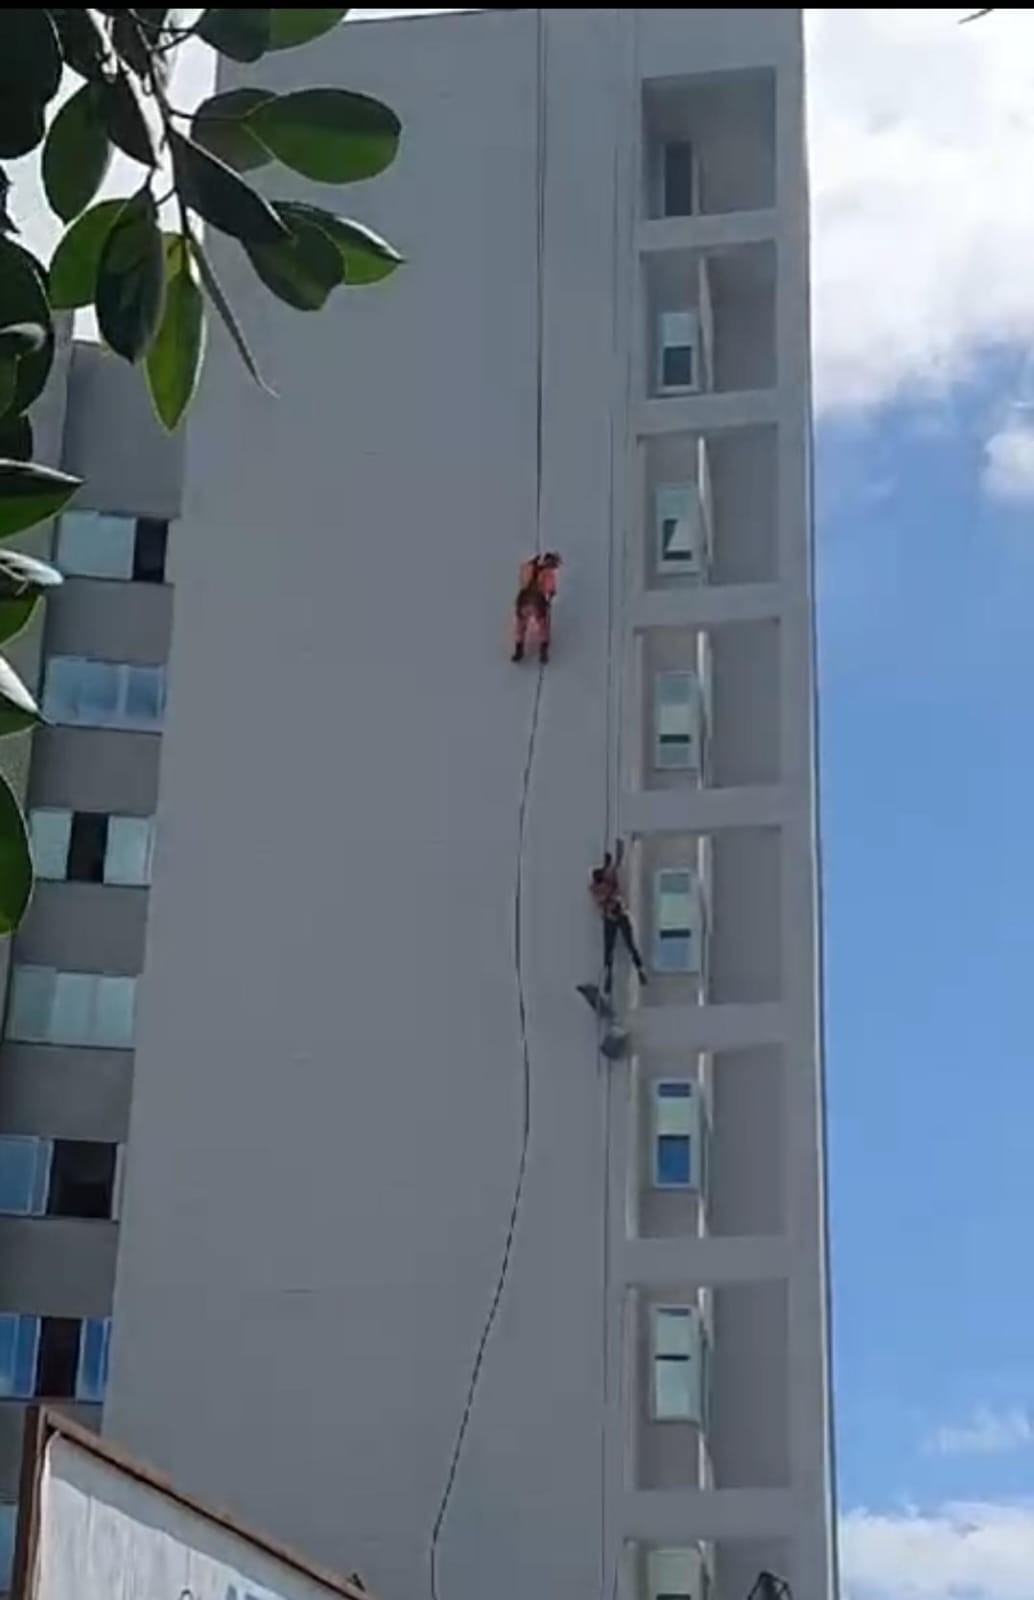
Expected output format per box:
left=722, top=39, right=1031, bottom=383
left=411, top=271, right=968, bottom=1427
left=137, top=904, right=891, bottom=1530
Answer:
left=653, top=671, right=701, bottom=774
left=652, top=868, right=701, bottom=976
left=42, top=657, right=166, bottom=733
left=6, top=964, right=137, bottom=1050
left=29, top=808, right=155, bottom=887
left=652, top=1080, right=696, bottom=1191
left=0, top=1137, right=50, bottom=1217
left=657, top=309, right=701, bottom=397
left=655, top=483, right=705, bottom=578
left=56, top=510, right=168, bottom=585
left=651, top=1304, right=703, bottom=1424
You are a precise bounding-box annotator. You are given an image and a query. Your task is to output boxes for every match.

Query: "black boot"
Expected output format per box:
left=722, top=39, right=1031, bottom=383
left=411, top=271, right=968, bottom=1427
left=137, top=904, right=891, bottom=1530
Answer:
left=539, top=642, right=550, bottom=665
left=512, top=642, right=524, bottom=663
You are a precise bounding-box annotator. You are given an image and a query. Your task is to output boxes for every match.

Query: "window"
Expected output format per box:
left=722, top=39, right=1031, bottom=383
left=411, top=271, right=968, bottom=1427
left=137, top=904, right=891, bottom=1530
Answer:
left=0, top=1315, right=111, bottom=1402
left=0, top=1138, right=49, bottom=1215
left=47, top=1142, right=117, bottom=1219
left=662, top=141, right=696, bottom=217
left=76, top=1318, right=111, bottom=1403
left=652, top=1306, right=703, bottom=1422
left=655, top=485, right=704, bottom=576
left=42, top=658, right=165, bottom=732
left=0, top=1138, right=118, bottom=1219
left=56, top=511, right=168, bottom=584
left=658, top=311, right=699, bottom=394
left=29, top=809, right=154, bottom=886
left=648, top=1548, right=709, bottom=1600
left=654, top=673, right=700, bottom=773
left=653, top=1082, right=696, bottom=1189
left=0, top=1316, right=39, bottom=1398
left=7, top=966, right=136, bottom=1049
left=653, top=870, right=701, bottom=975
left=0, top=1502, right=15, bottom=1591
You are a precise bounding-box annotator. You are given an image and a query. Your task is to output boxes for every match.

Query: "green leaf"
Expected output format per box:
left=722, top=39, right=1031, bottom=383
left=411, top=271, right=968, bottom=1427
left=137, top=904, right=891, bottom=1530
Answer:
left=0, top=97, right=45, bottom=161
left=50, top=9, right=107, bottom=80
left=248, top=89, right=400, bottom=183
left=43, top=84, right=111, bottom=223
left=0, top=459, right=81, bottom=540
left=244, top=202, right=342, bottom=311
left=146, top=237, right=205, bottom=429
left=197, top=9, right=272, bottom=61
left=111, top=11, right=152, bottom=78
left=191, top=89, right=273, bottom=174
left=0, top=772, right=33, bottom=934
left=268, top=9, right=349, bottom=50
left=0, top=415, right=31, bottom=462
left=98, top=72, right=156, bottom=167
left=48, top=199, right=125, bottom=310
left=169, top=131, right=288, bottom=244
left=0, top=12, right=62, bottom=105
left=278, top=202, right=402, bottom=285
left=0, top=239, right=53, bottom=413
left=191, top=238, right=271, bottom=392
left=96, top=190, right=165, bottom=362
left=0, top=549, right=62, bottom=596
left=0, top=655, right=42, bottom=736
left=0, top=594, right=38, bottom=648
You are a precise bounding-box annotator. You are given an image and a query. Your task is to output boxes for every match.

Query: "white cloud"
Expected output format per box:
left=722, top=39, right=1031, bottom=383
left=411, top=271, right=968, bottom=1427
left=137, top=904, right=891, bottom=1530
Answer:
left=983, top=420, right=1034, bottom=502
left=807, top=9, right=1034, bottom=413
left=925, top=1406, right=1034, bottom=1456
left=841, top=1500, right=1034, bottom=1600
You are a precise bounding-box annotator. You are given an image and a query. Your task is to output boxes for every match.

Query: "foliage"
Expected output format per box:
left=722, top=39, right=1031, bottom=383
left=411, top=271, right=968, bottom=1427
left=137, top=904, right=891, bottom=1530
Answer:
left=0, top=7, right=403, bottom=932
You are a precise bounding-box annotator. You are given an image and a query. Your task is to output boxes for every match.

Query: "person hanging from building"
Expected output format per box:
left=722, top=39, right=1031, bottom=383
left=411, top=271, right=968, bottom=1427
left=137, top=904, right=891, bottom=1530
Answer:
left=511, top=551, right=561, bottom=664
left=589, top=837, right=648, bottom=997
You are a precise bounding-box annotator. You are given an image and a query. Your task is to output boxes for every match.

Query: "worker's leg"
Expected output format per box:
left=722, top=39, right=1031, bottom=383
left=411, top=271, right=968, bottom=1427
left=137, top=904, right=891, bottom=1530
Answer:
left=512, top=604, right=529, bottom=662
left=538, top=598, right=551, bottom=664
left=602, top=913, right=618, bottom=995
left=616, top=911, right=648, bottom=983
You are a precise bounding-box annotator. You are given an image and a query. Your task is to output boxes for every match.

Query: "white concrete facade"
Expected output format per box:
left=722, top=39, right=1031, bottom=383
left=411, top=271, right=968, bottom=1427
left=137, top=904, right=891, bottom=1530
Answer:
left=96, top=11, right=835, bottom=1600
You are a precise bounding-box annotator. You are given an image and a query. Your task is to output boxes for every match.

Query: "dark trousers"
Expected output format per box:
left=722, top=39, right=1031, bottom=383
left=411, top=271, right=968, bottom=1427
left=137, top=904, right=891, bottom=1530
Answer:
left=603, top=909, right=643, bottom=991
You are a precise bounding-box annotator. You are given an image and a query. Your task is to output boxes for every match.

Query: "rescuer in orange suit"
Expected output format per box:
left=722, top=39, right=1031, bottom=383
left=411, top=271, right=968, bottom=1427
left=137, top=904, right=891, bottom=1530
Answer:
left=511, top=551, right=561, bottom=664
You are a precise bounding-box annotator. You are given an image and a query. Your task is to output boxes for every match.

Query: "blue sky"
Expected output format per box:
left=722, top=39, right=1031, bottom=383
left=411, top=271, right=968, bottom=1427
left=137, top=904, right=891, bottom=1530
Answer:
left=809, top=11, right=1034, bottom=1594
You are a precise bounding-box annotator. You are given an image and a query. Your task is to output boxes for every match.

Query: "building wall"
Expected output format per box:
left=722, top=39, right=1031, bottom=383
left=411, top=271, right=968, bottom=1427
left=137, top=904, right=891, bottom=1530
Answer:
left=76, top=11, right=834, bottom=1600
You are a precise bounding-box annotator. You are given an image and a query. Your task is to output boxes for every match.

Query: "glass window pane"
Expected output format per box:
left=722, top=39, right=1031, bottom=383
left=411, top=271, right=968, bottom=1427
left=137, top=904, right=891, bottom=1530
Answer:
left=50, top=973, right=93, bottom=1045
left=0, top=1137, right=48, bottom=1215
left=76, top=1317, right=111, bottom=1402
left=42, top=657, right=84, bottom=724
left=0, top=1317, right=16, bottom=1395
left=104, top=817, right=153, bottom=886
left=662, top=311, right=695, bottom=346
left=657, top=934, right=692, bottom=972
left=650, top=1549, right=698, bottom=1600
left=656, top=1135, right=692, bottom=1187
left=0, top=1502, right=16, bottom=1590
left=658, top=874, right=692, bottom=930
left=133, top=519, right=168, bottom=583
left=0, top=1315, right=36, bottom=1399
left=29, top=810, right=71, bottom=880
left=656, top=1082, right=693, bottom=1136
left=663, top=141, right=696, bottom=217
left=56, top=512, right=134, bottom=580
left=654, top=1356, right=691, bottom=1419
left=122, top=666, right=165, bottom=729
left=6, top=966, right=54, bottom=1043
left=662, top=346, right=696, bottom=389
left=656, top=1308, right=692, bottom=1357
left=94, top=977, right=135, bottom=1048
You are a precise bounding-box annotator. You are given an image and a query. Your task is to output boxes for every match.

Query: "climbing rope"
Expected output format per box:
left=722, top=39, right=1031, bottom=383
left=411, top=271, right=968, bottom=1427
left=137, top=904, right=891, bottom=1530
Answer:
left=427, top=15, right=549, bottom=1600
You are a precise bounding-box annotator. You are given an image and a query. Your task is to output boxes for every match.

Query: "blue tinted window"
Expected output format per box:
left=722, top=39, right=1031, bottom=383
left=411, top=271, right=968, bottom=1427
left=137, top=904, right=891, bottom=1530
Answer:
left=657, top=1134, right=691, bottom=1188
left=0, top=1502, right=16, bottom=1590
left=76, top=1318, right=111, bottom=1402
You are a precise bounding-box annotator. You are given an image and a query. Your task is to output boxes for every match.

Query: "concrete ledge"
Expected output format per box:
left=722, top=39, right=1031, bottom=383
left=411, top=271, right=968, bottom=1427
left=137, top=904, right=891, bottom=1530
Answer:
left=628, top=581, right=787, bottom=631
left=621, top=1487, right=795, bottom=1542
left=623, top=787, right=787, bottom=836
left=633, top=1002, right=785, bottom=1052
left=638, top=210, right=778, bottom=256
left=621, top=1234, right=791, bottom=1288
left=636, top=390, right=777, bottom=436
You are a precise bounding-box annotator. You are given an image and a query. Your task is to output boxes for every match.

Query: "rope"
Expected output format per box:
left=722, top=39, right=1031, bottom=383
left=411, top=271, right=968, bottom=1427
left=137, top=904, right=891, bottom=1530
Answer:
left=429, top=662, right=546, bottom=1600
left=427, top=15, right=548, bottom=1599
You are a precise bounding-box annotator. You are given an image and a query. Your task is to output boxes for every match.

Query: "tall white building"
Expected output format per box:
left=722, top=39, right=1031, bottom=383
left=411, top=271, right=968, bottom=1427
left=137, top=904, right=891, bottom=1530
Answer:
left=0, top=11, right=834, bottom=1600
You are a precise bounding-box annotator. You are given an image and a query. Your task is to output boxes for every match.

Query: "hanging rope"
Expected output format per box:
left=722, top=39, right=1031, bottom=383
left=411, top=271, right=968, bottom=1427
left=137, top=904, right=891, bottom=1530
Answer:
left=427, top=15, right=548, bottom=1600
